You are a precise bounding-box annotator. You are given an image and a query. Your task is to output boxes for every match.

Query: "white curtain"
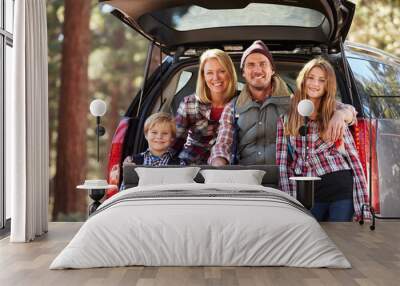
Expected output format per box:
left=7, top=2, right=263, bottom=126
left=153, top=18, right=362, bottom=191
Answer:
left=7, top=0, right=49, bottom=242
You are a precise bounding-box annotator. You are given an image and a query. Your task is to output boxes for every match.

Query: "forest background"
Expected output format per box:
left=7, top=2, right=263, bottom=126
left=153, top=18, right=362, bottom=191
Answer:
left=47, top=0, right=400, bottom=221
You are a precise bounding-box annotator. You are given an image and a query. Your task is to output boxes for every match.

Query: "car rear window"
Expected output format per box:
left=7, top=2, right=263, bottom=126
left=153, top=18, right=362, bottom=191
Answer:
left=165, top=60, right=304, bottom=115
left=150, top=4, right=325, bottom=31
left=155, top=58, right=345, bottom=116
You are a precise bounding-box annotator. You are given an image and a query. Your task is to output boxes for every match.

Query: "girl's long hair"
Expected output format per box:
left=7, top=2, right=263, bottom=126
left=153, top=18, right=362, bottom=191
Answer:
left=285, top=57, right=337, bottom=140
left=196, top=49, right=237, bottom=104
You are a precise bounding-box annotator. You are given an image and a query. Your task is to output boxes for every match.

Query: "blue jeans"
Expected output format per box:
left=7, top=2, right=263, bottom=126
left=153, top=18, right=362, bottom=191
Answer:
left=311, top=199, right=354, bottom=222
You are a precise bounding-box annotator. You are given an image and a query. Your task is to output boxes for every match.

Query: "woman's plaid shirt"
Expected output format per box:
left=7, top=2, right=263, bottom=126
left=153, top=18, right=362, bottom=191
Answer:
left=173, top=94, right=220, bottom=165
left=276, top=117, right=370, bottom=220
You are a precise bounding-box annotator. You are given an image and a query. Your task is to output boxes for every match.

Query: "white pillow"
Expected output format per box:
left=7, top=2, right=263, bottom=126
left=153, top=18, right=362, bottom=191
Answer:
left=200, top=169, right=266, bottom=185
left=135, top=167, right=200, bottom=186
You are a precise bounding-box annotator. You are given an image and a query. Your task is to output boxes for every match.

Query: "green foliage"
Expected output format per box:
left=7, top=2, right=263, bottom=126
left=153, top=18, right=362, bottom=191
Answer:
left=349, top=0, right=400, bottom=57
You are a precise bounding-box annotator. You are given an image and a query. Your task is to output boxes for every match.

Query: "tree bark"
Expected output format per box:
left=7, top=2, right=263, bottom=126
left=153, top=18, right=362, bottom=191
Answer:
left=53, top=0, right=91, bottom=220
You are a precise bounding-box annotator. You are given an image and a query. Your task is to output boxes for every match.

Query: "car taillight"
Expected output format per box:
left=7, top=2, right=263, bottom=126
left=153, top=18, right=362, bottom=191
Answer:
left=106, top=117, right=130, bottom=199
left=351, top=119, right=380, bottom=213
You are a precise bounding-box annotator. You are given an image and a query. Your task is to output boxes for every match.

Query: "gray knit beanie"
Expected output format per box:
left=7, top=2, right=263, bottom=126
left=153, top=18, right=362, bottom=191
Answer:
left=240, top=40, right=275, bottom=70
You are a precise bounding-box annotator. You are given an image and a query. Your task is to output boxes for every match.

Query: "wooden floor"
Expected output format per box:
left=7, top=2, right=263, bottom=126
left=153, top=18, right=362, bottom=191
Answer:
left=0, top=221, right=399, bottom=286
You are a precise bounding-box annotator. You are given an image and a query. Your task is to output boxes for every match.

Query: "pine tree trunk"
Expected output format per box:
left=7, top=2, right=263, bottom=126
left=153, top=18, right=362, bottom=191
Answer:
left=53, top=0, right=91, bottom=220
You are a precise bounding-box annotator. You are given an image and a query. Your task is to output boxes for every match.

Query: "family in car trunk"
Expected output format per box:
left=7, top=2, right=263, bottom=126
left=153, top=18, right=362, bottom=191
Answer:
left=103, top=0, right=400, bottom=221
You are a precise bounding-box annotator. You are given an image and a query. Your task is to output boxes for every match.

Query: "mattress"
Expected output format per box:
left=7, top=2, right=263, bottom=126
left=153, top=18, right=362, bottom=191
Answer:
left=50, top=183, right=350, bottom=269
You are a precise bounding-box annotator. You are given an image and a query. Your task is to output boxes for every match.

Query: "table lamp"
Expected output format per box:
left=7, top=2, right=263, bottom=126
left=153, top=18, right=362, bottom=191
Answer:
left=89, top=99, right=107, bottom=162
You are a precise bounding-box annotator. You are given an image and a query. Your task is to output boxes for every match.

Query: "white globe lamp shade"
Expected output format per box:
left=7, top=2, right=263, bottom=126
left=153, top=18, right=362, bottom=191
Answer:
left=297, top=99, right=314, bottom=117
left=90, top=99, right=107, bottom=117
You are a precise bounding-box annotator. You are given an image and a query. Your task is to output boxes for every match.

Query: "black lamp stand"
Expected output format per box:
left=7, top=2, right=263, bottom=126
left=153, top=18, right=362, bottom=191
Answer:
left=95, top=116, right=106, bottom=162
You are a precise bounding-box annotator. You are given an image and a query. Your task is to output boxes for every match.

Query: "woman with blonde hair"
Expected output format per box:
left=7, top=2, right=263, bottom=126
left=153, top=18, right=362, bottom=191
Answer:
left=173, top=49, right=237, bottom=164
left=276, top=57, right=370, bottom=221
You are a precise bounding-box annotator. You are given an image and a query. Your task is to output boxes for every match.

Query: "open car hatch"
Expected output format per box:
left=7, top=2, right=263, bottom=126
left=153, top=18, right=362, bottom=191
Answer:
left=99, top=0, right=355, bottom=54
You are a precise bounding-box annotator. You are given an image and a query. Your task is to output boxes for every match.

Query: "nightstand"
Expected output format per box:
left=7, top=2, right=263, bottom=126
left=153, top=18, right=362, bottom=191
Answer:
left=77, top=180, right=118, bottom=215
left=289, top=176, right=321, bottom=210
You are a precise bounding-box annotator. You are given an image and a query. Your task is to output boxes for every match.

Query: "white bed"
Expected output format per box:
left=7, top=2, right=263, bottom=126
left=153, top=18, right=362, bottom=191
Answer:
left=50, top=183, right=350, bottom=269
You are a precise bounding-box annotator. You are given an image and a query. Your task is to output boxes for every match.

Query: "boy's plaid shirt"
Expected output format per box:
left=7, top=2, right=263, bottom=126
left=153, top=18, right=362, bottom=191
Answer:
left=173, top=94, right=220, bottom=164
left=276, top=117, right=371, bottom=220
left=142, top=149, right=175, bottom=166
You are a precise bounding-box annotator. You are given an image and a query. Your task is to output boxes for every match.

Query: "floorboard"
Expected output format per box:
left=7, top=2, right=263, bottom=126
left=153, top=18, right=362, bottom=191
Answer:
left=0, top=221, right=399, bottom=286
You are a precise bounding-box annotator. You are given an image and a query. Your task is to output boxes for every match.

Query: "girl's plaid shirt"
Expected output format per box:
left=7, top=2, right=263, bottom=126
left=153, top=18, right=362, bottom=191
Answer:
left=172, top=94, right=220, bottom=165
left=276, top=117, right=371, bottom=220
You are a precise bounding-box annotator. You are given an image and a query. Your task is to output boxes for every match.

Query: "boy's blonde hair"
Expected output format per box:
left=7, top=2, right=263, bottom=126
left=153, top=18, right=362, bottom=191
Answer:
left=144, top=112, right=176, bottom=137
left=196, top=49, right=237, bottom=104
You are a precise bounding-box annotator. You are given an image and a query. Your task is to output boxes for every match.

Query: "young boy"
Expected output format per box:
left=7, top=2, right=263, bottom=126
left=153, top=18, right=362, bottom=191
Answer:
left=109, top=112, right=181, bottom=192
left=109, top=112, right=180, bottom=195
left=124, top=112, right=180, bottom=166
left=123, top=112, right=180, bottom=165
